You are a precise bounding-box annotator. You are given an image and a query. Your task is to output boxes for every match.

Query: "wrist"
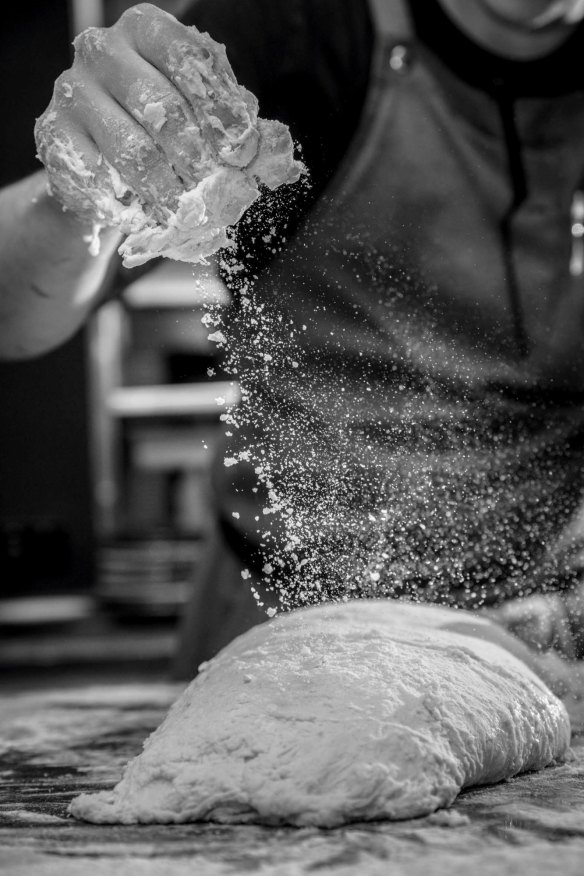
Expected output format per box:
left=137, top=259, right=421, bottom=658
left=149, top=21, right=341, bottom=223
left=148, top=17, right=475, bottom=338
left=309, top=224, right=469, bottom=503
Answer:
left=28, top=171, right=121, bottom=254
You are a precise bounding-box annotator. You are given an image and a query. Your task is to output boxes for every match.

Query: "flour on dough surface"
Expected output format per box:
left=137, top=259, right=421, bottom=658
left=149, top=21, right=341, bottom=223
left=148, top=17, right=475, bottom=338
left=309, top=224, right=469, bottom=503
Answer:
left=70, top=601, right=570, bottom=827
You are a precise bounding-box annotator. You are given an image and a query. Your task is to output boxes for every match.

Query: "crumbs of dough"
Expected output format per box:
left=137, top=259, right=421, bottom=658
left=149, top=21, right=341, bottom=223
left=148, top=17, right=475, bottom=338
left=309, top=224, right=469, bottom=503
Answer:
left=140, top=102, right=167, bottom=132
left=426, top=809, right=471, bottom=827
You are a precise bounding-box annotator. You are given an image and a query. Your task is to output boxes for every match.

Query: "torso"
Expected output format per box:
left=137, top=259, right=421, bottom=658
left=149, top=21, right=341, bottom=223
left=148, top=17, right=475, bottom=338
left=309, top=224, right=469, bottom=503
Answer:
left=215, top=0, right=584, bottom=606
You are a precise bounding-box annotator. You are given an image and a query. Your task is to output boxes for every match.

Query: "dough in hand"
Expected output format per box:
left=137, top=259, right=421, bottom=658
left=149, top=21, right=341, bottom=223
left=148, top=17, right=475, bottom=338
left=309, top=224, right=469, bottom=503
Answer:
left=70, top=601, right=570, bottom=827
left=35, top=13, right=304, bottom=267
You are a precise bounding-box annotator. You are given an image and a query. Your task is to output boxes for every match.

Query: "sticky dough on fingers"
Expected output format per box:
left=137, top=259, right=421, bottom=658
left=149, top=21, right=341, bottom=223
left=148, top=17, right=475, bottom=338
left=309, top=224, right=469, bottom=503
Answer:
left=120, top=5, right=261, bottom=169
left=35, top=7, right=305, bottom=267
left=77, top=84, right=187, bottom=213
left=75, top=29, right=208, bottom=189
left=34, top=102, right=126, bottom=255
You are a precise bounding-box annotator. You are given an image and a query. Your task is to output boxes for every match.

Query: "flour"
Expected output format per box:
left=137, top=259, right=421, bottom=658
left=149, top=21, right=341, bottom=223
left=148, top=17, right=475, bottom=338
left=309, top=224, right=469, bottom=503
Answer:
left=70, top=601, right=570, bottom=827
left=0, top=684, right=180, bottom=763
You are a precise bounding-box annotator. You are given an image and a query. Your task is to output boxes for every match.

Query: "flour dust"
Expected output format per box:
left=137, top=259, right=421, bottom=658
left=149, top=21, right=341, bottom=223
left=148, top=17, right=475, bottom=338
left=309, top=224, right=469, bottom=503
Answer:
left=201, top=180, right=584, bottom=619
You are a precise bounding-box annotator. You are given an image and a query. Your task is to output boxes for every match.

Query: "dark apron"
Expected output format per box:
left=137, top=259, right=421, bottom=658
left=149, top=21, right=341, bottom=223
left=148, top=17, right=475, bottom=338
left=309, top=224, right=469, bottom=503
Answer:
left=213, top=0, right=584, bottom=609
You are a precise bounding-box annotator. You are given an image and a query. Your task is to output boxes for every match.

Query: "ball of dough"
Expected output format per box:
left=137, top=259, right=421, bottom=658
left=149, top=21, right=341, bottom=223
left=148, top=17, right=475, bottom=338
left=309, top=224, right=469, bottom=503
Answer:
left=70, top=601, right=570, bottom=827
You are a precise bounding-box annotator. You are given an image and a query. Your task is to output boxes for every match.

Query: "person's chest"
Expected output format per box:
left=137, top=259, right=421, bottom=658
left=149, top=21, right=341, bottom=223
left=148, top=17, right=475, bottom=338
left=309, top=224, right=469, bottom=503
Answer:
left=282, top=45, right=584, bottom=394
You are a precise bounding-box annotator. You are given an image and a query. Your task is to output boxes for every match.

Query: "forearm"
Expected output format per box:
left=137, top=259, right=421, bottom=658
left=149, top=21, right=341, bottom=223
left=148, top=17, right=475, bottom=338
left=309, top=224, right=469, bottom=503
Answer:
left=0, top=171, right=121, bottom=359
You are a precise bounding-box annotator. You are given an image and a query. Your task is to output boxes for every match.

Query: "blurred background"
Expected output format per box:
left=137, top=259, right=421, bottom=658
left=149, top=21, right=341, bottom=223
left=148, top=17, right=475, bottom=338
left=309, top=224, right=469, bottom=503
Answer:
left=0, top=0, right=232, bottom=686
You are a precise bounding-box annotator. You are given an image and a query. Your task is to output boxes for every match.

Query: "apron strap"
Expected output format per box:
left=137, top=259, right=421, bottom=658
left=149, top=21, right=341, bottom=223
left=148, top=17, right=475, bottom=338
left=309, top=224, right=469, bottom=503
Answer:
left=367, top=0, right=413, bottom=41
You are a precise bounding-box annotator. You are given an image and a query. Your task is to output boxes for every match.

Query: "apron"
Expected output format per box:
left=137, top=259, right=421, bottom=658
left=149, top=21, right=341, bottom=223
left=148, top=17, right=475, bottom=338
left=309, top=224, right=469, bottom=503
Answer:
left=214, top=0, right=584, bottom=608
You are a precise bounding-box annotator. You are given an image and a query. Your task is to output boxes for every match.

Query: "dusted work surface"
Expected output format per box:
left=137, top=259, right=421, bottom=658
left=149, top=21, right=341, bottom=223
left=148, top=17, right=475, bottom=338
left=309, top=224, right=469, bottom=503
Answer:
left=1, top=683, right=584, bottom=875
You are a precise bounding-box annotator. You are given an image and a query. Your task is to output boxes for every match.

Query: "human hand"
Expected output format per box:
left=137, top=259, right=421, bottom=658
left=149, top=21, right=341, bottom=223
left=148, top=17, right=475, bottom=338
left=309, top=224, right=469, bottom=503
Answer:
left=34, top=4, right=302, bottom=265
left=484, top=592, right=581, bottom=659
left=481, top=592, right=584, bottom=705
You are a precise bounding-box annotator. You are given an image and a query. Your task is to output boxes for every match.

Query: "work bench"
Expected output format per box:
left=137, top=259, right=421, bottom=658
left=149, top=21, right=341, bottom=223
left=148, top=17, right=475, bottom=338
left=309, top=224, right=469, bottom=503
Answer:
left=1, top=682, right=583, bottom=874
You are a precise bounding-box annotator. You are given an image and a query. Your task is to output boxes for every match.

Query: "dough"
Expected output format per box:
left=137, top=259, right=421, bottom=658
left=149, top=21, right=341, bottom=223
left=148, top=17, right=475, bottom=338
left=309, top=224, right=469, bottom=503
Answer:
left=70, top=601, right=570, bottom=827
left=35, top=15, right=304, bottom=267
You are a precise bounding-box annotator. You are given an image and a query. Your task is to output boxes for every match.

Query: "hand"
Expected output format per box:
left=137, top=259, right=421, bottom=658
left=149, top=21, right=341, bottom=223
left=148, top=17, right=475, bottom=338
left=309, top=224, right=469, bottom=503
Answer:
left=34, top=3, right=301, bottom=265
left=34, top=3, right=261, bottom=226
left=480, top=592, right=584, bottom=706
left=436, top=608, right=584, bottom=710
left=484, top=592, right=581, bottom=658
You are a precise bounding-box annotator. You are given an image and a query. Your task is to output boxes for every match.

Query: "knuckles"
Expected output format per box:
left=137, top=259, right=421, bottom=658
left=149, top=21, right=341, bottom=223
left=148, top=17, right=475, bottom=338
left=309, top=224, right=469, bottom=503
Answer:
left=117, top=3, right=164, bottom=23
left=53, top=72, right=78, bottom=105
left=73, top=26, right=111, bottom=62
left=115, top=2, right=173, bottom=34
left=73, top=22, right=131, bottom=67
left=35, top=3, right=189, bottom=213
left=115, top=1, right=189, bottom=52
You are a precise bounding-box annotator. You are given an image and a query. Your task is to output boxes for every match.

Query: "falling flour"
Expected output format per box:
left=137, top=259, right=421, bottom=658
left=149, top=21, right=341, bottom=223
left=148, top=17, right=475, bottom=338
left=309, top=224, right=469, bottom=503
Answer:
left=70, top=601, right=570, bottom=827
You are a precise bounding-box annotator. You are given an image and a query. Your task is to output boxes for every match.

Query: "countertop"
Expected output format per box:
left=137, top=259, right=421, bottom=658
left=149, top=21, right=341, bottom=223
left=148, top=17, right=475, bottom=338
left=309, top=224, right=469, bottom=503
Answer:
left=1, top=682, right=584, bottom=875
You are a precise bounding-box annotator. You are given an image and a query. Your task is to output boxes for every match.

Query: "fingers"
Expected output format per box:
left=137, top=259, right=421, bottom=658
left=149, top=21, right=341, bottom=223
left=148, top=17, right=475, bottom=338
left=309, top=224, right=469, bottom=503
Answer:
left=37, top=31, right=189, bottom=219
left=114, top=4, right=237, bottom=101
left=69, top=79, right=186, bottom=216
left=485, top=594, right=580, bottom=661
left=73, top=17, right=212, bottom=188
left=35, top=91, right=115, bottom=222
left=70, top=21, right=190, bottom=212
left=113, top=4, right=260, bottom=167
left=93, top=53, right=211, bottom=188
left=35, top=2, right=264, bottom=231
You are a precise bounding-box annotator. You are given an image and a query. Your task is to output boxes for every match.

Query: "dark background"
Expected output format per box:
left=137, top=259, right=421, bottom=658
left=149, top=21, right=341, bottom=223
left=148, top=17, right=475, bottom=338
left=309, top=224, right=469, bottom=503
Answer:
left=0, top=1, right=95, bottom=597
